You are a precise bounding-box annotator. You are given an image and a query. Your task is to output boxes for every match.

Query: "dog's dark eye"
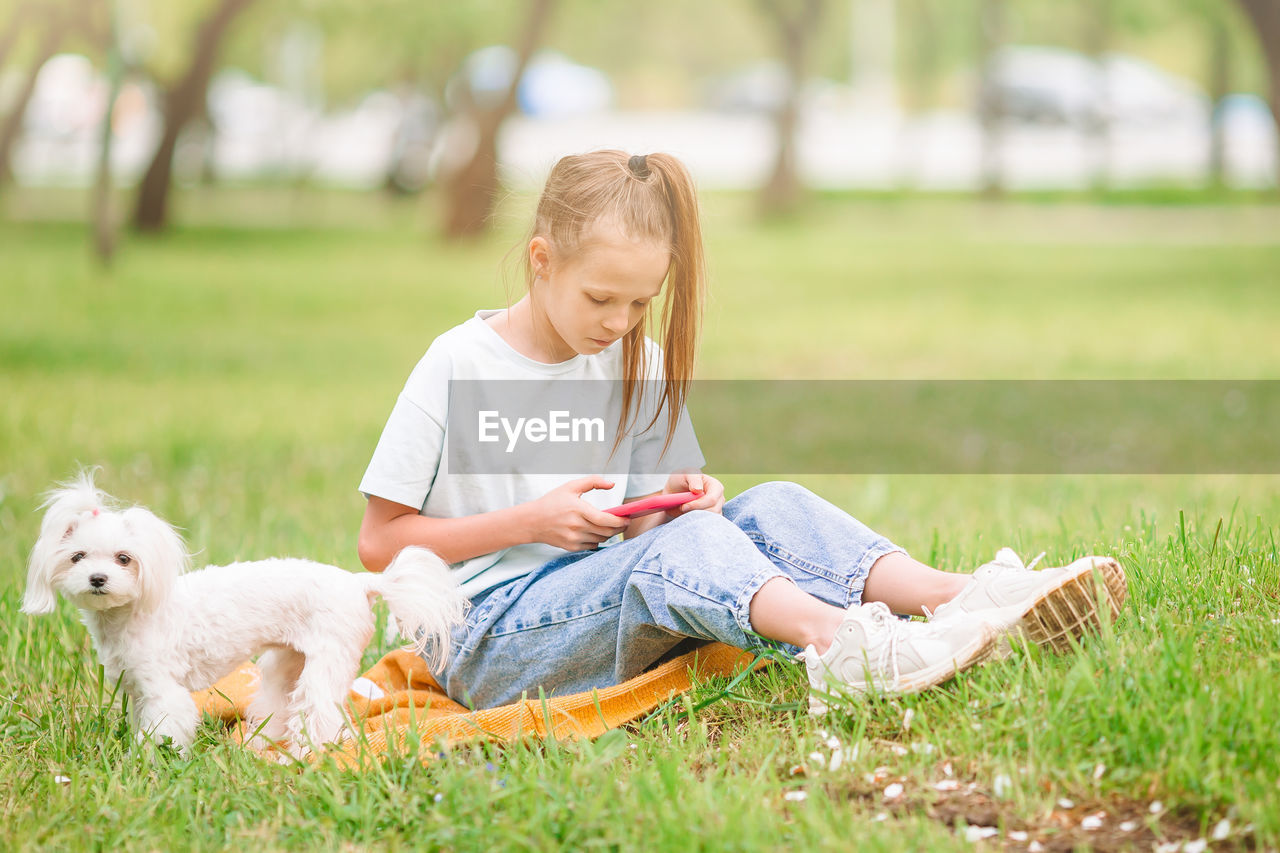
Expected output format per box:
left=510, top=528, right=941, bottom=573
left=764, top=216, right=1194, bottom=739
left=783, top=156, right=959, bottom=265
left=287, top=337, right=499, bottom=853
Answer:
left=70, top=552, right=86, bottom=564
left=115, top=553, right=132, bottom=566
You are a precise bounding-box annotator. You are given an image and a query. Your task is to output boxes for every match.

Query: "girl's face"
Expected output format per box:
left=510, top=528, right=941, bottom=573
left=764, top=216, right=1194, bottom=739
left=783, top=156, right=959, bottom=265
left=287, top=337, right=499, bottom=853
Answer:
left=529, top=222, right=670, bottom=362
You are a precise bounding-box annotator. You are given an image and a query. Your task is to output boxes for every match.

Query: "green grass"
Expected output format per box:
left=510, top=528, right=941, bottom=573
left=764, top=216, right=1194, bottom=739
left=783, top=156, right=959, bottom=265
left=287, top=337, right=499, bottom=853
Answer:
left=2, top=188, right=1279, bottom=850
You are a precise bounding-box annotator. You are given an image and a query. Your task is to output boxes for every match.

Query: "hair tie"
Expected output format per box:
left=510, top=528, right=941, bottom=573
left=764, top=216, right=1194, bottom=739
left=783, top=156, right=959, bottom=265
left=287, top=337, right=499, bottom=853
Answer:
left=628, top=154, right=650, bottom=179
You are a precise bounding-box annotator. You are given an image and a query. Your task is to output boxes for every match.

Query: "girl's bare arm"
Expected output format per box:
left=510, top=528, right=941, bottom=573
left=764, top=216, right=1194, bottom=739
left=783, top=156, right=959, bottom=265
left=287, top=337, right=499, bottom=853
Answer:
left=358, top=477, right=630, bottom=571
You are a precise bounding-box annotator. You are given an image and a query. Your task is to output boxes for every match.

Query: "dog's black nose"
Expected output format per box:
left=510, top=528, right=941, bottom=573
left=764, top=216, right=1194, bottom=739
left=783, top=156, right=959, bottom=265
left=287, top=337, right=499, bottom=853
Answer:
left=89, top=573, right=107, bottom=589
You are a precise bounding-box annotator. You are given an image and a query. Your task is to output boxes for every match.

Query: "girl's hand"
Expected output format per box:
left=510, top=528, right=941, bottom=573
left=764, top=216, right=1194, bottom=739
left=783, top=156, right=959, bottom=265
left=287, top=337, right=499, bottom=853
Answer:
left=526, top=476, right=630, bottom=551
left=665, top=471, right=725, bottom=516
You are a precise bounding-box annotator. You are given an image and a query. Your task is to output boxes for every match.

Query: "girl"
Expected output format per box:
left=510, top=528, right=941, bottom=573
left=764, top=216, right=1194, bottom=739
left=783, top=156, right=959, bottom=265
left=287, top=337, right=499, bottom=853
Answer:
left=356, top=150, right=1125, bottom=713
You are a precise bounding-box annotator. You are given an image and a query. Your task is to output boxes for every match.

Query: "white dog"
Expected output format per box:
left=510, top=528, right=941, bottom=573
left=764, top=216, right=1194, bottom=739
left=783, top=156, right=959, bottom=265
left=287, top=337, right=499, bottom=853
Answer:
left=22, top=473, right=467, bottom=758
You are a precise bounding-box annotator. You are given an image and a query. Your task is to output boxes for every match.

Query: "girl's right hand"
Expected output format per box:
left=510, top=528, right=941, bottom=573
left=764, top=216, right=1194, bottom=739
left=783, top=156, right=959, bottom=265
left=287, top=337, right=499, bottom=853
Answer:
left=525, top=477, right=630, bottom=551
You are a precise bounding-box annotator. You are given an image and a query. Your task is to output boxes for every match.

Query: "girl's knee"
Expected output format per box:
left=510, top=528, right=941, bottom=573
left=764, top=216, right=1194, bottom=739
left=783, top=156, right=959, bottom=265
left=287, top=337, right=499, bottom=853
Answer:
left=725, top=481, right=815, bottom=518
left=660, top=507, right=743, bottom=538
left=636, top=510, right=758, bottom=569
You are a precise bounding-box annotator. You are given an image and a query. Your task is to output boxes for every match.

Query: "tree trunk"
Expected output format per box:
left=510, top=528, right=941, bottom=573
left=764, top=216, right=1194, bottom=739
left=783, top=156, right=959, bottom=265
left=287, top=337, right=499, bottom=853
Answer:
left=0, top=11, right=69, bottom=188
left=442, top=0, right=554, bottom=239
left=977, top=0, right=1006, bottom=199
left=1233, top=0, right=1280, bottom=186
left=757, top=0, right=823, bottom=217
left=1207, top=12, right=1231, bottom=187
left=132, top=0, right=255, bottom=233
left=92, top=8, right=123, bottom=265
left=1083, top=0, right=1111, bottom=192
left=904, top=0, right=940, bottom=112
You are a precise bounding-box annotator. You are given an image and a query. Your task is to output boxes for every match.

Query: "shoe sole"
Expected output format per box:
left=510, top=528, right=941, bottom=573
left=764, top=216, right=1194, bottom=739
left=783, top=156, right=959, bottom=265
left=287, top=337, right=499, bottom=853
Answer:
left=1008, top=556, right=1128, bottom=654
left=808, top=621, right=1001, bottom=715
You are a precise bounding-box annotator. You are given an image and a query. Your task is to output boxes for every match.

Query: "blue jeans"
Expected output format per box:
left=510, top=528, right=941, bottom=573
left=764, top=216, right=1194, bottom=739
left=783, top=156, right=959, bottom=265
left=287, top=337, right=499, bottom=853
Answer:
left=437, top=481, right=905, bottom=709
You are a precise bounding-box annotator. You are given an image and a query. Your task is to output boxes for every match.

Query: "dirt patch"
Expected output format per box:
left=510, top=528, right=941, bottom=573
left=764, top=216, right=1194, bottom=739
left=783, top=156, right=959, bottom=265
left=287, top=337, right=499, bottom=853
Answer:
left=918, top=788, right=1212, bottom=852
left=818, top=767, right=1256, bottom=852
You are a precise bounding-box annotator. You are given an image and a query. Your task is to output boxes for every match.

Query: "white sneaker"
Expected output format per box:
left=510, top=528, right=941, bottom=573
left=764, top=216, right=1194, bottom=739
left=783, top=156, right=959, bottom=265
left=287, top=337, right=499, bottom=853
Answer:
left=928, top=548, right=1128, bottom=655
left=802, top=601, right=999, bottom=715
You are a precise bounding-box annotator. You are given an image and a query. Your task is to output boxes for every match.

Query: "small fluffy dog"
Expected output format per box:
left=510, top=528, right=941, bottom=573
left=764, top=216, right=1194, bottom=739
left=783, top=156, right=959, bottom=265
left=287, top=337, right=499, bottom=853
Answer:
left=22, top=474, right=467, bottom=757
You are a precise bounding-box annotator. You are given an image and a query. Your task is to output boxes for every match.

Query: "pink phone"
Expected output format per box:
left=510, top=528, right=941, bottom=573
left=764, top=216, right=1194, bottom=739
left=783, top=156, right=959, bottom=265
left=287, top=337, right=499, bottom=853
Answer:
left=605, top=491, right=701, bottom=518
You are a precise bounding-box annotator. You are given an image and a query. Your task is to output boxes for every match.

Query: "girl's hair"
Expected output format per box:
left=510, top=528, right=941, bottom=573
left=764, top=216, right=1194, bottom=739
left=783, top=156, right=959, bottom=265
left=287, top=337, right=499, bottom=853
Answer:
left=524, top=150, right=706, bottom=457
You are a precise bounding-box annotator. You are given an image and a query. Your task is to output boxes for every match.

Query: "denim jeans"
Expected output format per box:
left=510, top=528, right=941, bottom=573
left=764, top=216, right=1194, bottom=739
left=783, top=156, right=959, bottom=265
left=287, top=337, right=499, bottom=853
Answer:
left=437, top=481, right=905, bottom=709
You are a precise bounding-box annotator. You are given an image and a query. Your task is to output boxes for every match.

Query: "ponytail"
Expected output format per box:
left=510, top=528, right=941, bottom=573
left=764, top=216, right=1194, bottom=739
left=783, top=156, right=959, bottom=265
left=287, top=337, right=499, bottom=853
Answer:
left=528, top=150, right=707, bottom=460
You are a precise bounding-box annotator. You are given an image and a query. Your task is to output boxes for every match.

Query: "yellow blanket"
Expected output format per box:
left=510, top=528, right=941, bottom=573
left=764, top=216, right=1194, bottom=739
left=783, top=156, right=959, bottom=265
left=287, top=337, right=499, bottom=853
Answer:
left=193, top=643, right=756, bottom=766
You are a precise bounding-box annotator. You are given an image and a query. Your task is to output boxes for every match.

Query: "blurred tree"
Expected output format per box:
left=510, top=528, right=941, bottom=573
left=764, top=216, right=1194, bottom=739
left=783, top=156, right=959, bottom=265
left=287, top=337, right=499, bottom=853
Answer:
left=1082, top=0, right=1112, bottom=190
left=900, top=0, right=942, bottom=114
left=1233, top=0, right=1280, bottom=174
left=92, top=0, right=124, bottom=264
left=976, top=0, right=1006, bottom=198
left=132, top=0, right=256, bottom=232
left=0, top=3, right=82, bottom=188
left=1207, top=10, right=1231, bottom=185
left=754, top=0, right=824, bottom=217
left=441, top=0, right=554, bottom=239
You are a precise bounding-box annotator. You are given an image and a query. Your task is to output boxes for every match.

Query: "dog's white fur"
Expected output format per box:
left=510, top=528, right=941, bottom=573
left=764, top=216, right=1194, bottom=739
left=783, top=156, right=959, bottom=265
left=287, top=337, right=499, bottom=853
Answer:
left=22, top=472, right=467, bottom=757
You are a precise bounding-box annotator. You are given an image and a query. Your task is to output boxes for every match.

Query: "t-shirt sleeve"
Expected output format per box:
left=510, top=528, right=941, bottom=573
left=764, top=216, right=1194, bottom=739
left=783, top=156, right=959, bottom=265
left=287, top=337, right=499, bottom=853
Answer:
left=358, top=343, right=452, bottom=510
left=624, top=341, right=705, bottom=498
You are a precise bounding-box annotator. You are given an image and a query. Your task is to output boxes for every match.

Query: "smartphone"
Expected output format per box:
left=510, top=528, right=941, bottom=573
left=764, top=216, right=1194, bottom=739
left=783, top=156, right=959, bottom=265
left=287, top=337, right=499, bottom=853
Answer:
left=604, top=491, right=701, bottom=518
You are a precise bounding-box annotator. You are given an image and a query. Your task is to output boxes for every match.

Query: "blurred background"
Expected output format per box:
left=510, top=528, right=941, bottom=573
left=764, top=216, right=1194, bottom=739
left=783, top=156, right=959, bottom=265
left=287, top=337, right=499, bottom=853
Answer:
left=2, top=0, right=1279, bottom=626
left=0, top=0, right=1278, bottom=246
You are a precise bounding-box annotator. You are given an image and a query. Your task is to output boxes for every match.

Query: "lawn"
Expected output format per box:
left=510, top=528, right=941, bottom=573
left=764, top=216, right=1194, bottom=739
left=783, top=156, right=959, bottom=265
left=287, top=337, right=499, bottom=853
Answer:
left=2, top=188, right=1279, bottom=850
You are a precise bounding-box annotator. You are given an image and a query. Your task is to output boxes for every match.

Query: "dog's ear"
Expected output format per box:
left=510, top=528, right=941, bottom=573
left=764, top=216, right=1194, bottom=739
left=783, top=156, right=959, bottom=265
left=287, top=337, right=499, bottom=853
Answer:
left=120, top=507, right=189, bottom=612
left=21, top=538, right=59, bottom=615
left=22, top=477, right=105, bottom=615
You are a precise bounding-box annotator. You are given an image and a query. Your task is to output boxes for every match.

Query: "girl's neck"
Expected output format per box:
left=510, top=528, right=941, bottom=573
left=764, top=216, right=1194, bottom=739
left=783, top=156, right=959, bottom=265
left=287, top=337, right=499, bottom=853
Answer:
left=487, top=296, right=578, bottom=364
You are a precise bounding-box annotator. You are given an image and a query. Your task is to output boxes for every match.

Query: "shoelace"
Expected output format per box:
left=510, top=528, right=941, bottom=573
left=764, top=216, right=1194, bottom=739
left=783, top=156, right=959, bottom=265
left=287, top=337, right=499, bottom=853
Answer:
left=863, top=602, right=903, bottom=687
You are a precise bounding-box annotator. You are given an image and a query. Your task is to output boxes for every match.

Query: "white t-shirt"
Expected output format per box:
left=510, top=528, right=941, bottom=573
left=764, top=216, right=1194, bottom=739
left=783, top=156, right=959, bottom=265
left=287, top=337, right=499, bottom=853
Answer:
left=359, top=310, right=704, bottom=597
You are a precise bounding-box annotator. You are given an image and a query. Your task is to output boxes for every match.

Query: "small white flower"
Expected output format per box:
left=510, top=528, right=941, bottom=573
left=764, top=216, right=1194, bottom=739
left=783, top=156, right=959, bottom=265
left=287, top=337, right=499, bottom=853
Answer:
left=808, top=751, right=826, bottom=769
left=1119, top=820, right=1137, bottom=832
left=433, top=793, right=443, bottom=803
left=1028, top=842, right=1044, bottom=853
left=784, top=790, right=808, bottom=802
left=1008, top=831, right=1028, bottom=842
left=934, top=780, right=960, bottom=791
left=1211, top=819, right=1231, bottom=841
left=1081, top=812, right=1104, bottom=830
left=883, top=782, right=904, bottom=800
left=53, top=775, right=70, bottom=785
left=1184, top=839, right=1208, bottom=853
left=963, top=825, right=999, bottom=842
left=1154, top=843, right=1180, bottom=853
left=910, top=742, right=935, bottom=755
left=824, top=736, right=841, bottom=751
left=993, top=774, right=1013, bottom=798
left=828, top=747, right=844, bottom=772
left=903, top=708, right=915, bottom=731
left=1093, top=763, right=1106, bottom=780
left=872, top=812, right=889, bottom=822
left=1149, top=800, right=1163, bottom=814
left=1057, top=798, right=1075, bottom=810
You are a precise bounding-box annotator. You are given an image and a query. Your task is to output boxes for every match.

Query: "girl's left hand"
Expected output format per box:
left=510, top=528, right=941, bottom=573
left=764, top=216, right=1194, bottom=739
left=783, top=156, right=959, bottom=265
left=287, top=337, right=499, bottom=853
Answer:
left=666, top=471, right=724, bottom=516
